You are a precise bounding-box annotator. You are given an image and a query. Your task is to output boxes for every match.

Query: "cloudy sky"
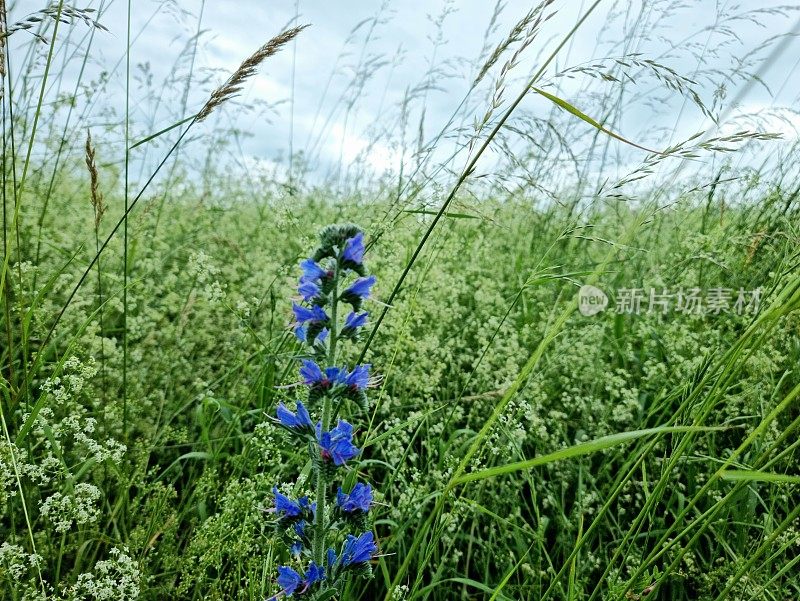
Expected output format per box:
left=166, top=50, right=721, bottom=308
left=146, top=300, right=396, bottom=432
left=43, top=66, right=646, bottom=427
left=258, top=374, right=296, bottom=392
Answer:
left=9, top=0, right=800, bottom=187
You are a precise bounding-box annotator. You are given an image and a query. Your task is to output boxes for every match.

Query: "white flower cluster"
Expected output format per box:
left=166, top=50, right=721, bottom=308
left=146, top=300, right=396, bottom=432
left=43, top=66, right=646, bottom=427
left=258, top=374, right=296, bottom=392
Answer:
left=40, top=356, right=98, bottom=405
left=1, top=441, right=63, bottom=506
left=202, top=280, right=226, bottom=303
left=188, top=251, right=226, bottom=302
left=0, top=543, right=42, bottom=580
left=0, top=442, right=18, bottom=506
left=31, top=358, right=127, bottom=470
left=69, top=547, right=141, bottom=600
left=73, top=423, right=127, bottom=465
left=188, top=250, right=219, bottom=282
left=39, top=483, right=102, bottom=533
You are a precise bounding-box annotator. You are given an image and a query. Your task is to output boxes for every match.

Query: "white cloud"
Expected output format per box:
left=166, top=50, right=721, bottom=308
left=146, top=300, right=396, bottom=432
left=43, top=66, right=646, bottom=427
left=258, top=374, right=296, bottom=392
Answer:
left=25, top=0, right=800, bottom=184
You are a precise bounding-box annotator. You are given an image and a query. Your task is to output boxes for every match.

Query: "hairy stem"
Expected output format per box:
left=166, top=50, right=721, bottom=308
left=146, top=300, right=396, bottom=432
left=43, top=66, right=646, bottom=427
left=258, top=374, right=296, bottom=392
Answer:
left=313, top=258, right=340, bottom=566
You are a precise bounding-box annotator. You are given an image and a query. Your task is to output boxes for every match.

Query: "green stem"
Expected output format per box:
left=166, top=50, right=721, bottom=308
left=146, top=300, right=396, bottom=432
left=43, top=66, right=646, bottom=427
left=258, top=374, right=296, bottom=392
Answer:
left=313, top=258, right=340, bottom=566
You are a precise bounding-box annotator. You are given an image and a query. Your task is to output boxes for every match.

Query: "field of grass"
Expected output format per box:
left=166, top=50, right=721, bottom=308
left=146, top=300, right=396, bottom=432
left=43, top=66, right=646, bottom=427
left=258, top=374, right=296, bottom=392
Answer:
left=1, top=2, right=800, bottom=600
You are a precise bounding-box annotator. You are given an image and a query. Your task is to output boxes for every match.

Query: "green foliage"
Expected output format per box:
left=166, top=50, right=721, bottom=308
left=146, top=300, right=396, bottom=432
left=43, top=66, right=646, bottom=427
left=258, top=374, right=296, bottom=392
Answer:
left=3, top=187, right=799, bottom=599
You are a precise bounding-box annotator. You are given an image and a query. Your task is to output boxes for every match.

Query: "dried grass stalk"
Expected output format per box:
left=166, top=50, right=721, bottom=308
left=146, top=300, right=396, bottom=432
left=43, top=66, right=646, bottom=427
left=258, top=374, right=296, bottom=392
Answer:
left=473, top=0, right=555, bottom=86
left=2, top=4, right=107, bottom=43
left=196, top=23, right=309, bottom=122
left=85, top=130, right=105, bottom=228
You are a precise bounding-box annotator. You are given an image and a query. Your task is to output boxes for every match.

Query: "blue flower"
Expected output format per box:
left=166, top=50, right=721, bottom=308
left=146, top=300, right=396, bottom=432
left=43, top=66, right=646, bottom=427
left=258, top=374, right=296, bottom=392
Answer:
left=300, top=359, right=324, bottom=385
left=344, top=275, right=376, bottom=300
left=301, top=361, right=354, bottom=389
left=341, top=274, right=376, bottom=311
left=290, top=540, right=303, bottom=557
left=276, top=401, right=313, bottom=430
left=345, top=364, right=370, bottom=390
left=327, top=548, right=337, bottom=567
left=292, top=302, right=328, bottom=326
left=342, top=311, right=369, bottom=333
left=341, top=232, right=365, bottom=265
left=336, top=483, right=373, bottom=513
left=298, top=279, right=322, bottom=302
left=326, top=366, right=349, bottom=385
left=317, top=420, right=360, bottom=465
left=298, top=497, right=316, bottom=515
left=276, top=565, right=303, bottom=596
left=340, top=531, right=378, bottom=567
left=273, top=486, right=302, bottom=518
left=300, top=258, right=326, bottom=281
left=295, top=325, right=329, bottom=345
left=305, top=561, right=325, bottom=586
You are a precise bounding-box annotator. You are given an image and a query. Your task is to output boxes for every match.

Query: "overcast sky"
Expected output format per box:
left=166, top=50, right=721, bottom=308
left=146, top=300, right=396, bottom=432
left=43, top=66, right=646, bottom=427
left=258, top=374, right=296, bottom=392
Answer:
left=9, top=0, right=800, bottom=186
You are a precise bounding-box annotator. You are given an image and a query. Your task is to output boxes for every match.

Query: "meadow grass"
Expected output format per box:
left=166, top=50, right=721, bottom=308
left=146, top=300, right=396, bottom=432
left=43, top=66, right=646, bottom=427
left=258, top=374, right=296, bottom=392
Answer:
left=1, top=1, right=799, bottom=600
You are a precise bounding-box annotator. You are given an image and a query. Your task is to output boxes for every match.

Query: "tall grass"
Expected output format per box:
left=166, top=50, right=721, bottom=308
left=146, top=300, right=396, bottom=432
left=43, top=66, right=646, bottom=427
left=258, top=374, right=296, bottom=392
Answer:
left=1, top=1, right=799, bottom=600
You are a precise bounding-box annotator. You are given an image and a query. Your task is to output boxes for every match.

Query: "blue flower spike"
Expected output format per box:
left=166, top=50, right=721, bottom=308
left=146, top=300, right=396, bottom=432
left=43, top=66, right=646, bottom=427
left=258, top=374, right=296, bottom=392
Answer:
left=270, top=225, right=381, bottom=598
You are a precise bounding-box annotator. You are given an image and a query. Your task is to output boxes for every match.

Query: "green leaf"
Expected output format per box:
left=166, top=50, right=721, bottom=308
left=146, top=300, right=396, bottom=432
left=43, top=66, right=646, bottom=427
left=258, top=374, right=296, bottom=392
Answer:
left=489, top=545, right=532, bottom=601
left=402, top=209, right=478, bottom=219
left=720, top=470, right=800, bottom=484
left=312, top=589, right=339, bottom=601
left=158, top=452, right=213, bottom=480
left=130, top=113, right=197, bottom=150
left=453, top=425, right=728, bottom=485
left=416, top=577, right=515, bottom=600
left=532, top=87, right=666, bottom=155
